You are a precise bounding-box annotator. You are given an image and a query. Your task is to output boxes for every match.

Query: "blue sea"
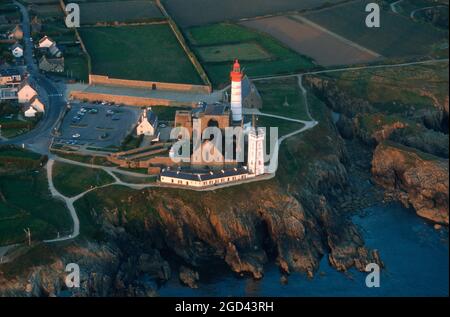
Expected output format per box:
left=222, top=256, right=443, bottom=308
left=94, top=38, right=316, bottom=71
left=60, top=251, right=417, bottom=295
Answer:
left=158, top=203, right=449, bottom=297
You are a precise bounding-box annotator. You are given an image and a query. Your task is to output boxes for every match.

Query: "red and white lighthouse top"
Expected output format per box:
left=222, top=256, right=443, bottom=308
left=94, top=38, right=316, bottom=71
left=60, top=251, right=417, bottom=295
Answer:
left=230, top=59, right=243, bottom=82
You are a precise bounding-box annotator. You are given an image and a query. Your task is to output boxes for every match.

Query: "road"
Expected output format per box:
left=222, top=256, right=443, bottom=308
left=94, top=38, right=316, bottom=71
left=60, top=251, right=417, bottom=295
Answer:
left=0, top=1, right=66, bottom=154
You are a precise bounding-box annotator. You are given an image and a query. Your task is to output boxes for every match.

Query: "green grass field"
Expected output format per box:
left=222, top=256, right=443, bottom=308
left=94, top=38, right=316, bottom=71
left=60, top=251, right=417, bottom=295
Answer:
left=52, top=162, right=115, bottom=197
left=197, top=42, right=272, bottom=63
left=0, top=146, right=46, bottom=172
left=0, top=172, right=72, bottom=246
left=254, top=77, right=310, bottom=120
left=73, top=185, right=141, bottom=240
left=75, top=0, right=164, bottom=25
left=64, top=54, right=89, bottom=82
left=319, top=62, right=449, bottom=114
left=255, top=116, right=304, bottom=138
left=186, top=23, right=316, bottom=88
left=79, top=24, right=203, bottom=84
left=0, top=147, right=72, bottom=246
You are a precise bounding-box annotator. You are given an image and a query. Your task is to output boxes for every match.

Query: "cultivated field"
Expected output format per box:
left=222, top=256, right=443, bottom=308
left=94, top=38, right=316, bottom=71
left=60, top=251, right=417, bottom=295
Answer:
left=241, top=15, right=380, bottom=66
left=79, top=24, right=203, bottom=84
left=197, top=42, right=272, bottom=63
left=304, top=0, right=447, bottom=57
left=186, top=23, right=315, bottom=88
left=73, top=0, right=163, bottom=25
left=162, top=0, right=346, bottom=27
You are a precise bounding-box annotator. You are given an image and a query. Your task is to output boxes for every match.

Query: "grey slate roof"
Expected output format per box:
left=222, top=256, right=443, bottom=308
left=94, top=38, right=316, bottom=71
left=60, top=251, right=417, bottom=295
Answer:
left=161, top=167, right=248, bottom=182
left=0, top=68, right=20, bottom=77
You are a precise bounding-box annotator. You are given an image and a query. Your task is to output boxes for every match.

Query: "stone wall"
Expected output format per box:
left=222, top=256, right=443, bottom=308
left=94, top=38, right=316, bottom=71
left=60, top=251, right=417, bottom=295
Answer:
left=89, top=75, right=211, bottom=94
left=70, top=90, right=195, bottom=107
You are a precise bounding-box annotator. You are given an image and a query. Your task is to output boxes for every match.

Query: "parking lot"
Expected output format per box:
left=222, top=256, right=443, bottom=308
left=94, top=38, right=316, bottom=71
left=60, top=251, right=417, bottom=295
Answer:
left=56, top=102, right=141, bottom=149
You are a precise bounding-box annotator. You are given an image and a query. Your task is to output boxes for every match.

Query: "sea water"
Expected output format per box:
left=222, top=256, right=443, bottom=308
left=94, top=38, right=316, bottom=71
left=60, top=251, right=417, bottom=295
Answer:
left=158, top=203, right=449, bottom=297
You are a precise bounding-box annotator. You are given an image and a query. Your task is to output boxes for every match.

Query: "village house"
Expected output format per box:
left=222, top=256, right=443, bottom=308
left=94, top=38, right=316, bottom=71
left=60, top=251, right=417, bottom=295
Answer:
left=8, top=25, right=23, bottom=41
left=39, top=56, right=64, bottom=73
left=37, top=35, right=61, bottom=58
left=29, top=95, right=45, bottom=113
left=0, top=68, right=21, bottom=86
left=23, top=104, right=37, bottom=118
left=38, top=36, right=55, bottom=49
left=23, top=96, right=44, bottom=118
left=17, top=81, right=37, bottom=103
left=0, top=87, right=18, bottom=100
left=11, top=43, right=23, bottom=58
left=136, top=109, right=158, bottom=136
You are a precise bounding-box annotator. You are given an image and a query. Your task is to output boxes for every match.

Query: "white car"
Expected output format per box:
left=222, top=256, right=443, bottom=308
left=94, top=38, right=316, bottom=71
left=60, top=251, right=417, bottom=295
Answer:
left=72, top=133, right=81, bottom=139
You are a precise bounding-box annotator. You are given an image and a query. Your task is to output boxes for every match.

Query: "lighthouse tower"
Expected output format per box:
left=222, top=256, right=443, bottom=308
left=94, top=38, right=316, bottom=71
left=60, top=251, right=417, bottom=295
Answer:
left=248, top=127, right=265, bottom=176
left=230, top=59, right=243, bottom=122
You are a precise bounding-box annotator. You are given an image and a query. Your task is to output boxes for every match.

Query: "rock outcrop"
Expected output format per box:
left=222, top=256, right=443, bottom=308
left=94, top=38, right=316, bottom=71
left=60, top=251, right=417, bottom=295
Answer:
left=372, top=142, right=449, bottom=224
left=179, top=266, right=199, bottom=288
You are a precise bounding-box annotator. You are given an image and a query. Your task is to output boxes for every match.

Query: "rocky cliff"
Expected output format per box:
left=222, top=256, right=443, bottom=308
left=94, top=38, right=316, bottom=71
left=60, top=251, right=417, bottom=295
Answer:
left=372, top=142, right=449, bottom=224
left=0, top=98, right=382, bottom=296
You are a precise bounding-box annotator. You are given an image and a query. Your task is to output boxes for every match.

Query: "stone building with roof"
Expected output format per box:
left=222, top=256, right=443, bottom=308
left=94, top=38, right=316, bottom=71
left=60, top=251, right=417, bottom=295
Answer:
left=39, top=56, right=64, bottom=73
left=136, top=109, right=158, bottom=136
left=160, top=166, right=250, bottom=188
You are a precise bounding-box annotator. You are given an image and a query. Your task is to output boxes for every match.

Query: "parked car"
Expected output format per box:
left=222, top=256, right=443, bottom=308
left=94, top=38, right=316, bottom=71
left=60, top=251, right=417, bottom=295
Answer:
left=72, top=133, right=81, bottom=139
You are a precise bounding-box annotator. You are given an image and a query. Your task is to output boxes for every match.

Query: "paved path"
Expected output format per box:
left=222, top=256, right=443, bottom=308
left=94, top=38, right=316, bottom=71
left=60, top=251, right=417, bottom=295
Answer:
left=390, top=0, right=404, bottom=14
left=44, top=160, right=80, bottom=242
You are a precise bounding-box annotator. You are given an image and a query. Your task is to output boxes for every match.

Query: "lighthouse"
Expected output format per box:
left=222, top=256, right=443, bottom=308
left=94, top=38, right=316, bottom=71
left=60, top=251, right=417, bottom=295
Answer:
left=248, top=127, right=265, bottom=176
left=230, top=59, right=243, bottom=123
